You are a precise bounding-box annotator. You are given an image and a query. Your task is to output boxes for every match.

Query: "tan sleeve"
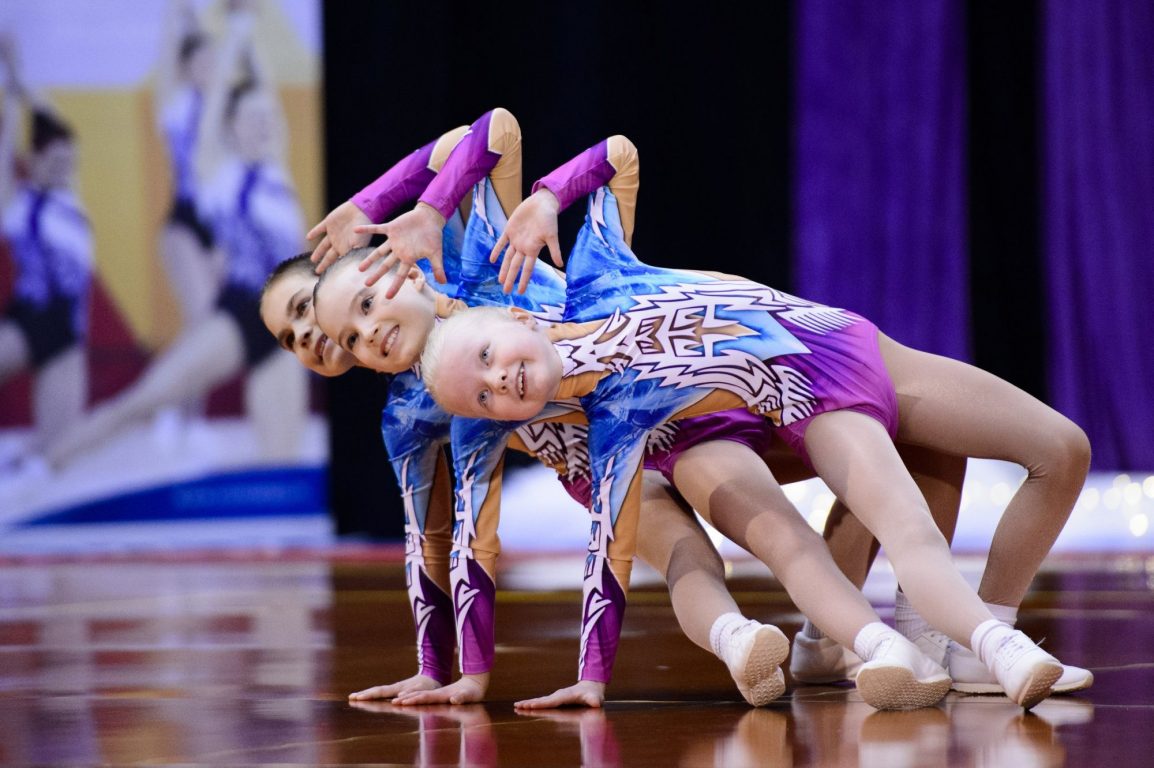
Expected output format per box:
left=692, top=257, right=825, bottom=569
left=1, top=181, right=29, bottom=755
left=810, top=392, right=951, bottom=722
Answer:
left=606, top=134, right=639, bottom=246
left=486, top=107, right=524, bottom=218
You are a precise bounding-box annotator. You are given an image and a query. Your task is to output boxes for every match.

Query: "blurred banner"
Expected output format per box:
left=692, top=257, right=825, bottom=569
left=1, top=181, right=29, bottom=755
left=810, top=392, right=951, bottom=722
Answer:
left=0, top=0, right=328, bottom=553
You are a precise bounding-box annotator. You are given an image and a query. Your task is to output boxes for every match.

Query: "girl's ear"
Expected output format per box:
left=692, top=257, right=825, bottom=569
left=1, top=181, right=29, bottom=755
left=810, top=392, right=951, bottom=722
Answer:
left=508, top=306, right=536, bottom=326
left=406, top=266, right=427, bottom=290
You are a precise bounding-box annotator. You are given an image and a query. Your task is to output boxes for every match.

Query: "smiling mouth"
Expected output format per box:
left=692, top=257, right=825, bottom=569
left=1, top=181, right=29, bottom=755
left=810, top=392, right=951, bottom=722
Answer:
left=381, top=326, right=399, bottom=357
left=517, top=363, right=525, bottom=399
left=314, top=335, right=329, bottom=361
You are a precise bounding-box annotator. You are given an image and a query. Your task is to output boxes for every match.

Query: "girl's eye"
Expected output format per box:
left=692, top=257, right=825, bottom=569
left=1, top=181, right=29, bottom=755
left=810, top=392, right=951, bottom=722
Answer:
left=480, top=346, right=490, bottom=364
left=295, top=298, right=310, bottom=318
left=360, top=296, right=373, bottom=313
left=478, top=390, right=490, bottom=407
left=347, top=333, right=358, bottom=350
left=283, top=333, right=295, bottom=351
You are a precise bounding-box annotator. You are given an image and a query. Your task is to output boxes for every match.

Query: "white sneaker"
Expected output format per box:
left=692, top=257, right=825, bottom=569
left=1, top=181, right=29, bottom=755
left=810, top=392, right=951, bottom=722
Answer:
left=986, top=630, right=1063, bottom=709
left=789, top=632, right=863, bottom=684
left=950, top=641, right=1093, bottom=695
left=723, top=623, right=790, bottom=706
left=855, top=631, right=951, bottom=711
left=907, top=628, right=951, bottom=669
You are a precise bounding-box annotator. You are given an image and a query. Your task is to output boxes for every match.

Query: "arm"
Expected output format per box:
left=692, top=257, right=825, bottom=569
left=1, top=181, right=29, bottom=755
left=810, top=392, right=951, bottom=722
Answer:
left=393, top=418, right=512, bottom=705
left=356, top=108, right=523, bottom=297
left=154, top=0, right=198, bottom=116
left=351, top=378, right=457, bottom=700
left=494, top=135, right=639, bottom=294
left=308, top=125, right=467, bottom=271
left=515, top=416, right=647, bottom=710
left=194, top=6, right=256, bottom=184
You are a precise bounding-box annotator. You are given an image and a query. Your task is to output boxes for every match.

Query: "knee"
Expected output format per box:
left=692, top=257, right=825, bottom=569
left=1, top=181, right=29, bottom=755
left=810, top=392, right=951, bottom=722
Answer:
left=666, top=533, right=725, bottom=587
left=1028, top=416, right=1092, bottom=482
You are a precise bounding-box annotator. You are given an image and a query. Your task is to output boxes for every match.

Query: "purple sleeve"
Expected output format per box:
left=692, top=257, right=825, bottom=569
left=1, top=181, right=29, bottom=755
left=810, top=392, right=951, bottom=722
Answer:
left=350, top=139, right=438, bottom=223
left=531, top=139, right=615, bottom=212
left=417, top=110, right=502, bottom=220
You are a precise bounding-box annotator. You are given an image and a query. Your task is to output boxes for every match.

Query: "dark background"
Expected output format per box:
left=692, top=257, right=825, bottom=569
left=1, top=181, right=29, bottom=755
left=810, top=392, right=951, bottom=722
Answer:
left=321, top=1, right=1040, bottom=539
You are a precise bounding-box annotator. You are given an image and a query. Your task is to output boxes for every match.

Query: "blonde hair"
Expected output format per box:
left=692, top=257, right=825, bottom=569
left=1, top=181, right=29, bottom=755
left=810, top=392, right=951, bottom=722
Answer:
left=420, top=305, right=515, bottom=405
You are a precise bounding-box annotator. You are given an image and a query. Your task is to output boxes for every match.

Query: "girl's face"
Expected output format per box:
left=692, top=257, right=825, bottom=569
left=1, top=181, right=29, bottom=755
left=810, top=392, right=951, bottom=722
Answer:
left=230, top=89, right=278, bottom=162
left=429, top=310, right=562, bottom=421
left=30, top=139, right=76, bottom=190
left=260, top=269, right=356, bottom=377
left=313, top=262, right=438, bottom=374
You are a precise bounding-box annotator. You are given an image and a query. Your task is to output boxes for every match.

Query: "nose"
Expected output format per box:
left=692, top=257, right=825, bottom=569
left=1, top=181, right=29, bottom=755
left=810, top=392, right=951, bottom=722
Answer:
left=295, top=324, right=312, bottom=350
left=486, top=366, right=509, bottom=392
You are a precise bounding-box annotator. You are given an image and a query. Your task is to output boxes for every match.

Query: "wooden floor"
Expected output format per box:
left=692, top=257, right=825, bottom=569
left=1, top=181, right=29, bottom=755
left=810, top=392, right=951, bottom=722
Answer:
left=1, top=549, right=1151, bottom=767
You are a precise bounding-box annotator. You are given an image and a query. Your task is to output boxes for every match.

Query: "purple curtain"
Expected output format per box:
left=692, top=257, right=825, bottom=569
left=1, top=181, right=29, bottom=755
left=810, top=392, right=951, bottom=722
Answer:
left=793, top=0, right=968, bottom=359
left=1044, top=0, right=1154, bottom=470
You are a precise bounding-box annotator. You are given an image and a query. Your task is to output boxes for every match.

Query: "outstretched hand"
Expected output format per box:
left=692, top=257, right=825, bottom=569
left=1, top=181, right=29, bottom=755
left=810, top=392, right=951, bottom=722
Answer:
left=353, top=203, right=446, bottom=299
left=490, top=188, right=563, bottom=294
left=393, top=673, right=489, bottom=706
left=347, top=673, right=442, bottom=702
left=307, top=200, right=372, bottom=274
left=513, top=680, right=606, bottom=710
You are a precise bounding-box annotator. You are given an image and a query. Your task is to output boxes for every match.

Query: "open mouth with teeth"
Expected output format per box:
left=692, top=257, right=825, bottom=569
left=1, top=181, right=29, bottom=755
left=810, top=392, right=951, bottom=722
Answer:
left=381, top=326, right=399, bottom=357
left=517, top=363, right=525, bottom=398
left=314, top=334, right=328, bottom=362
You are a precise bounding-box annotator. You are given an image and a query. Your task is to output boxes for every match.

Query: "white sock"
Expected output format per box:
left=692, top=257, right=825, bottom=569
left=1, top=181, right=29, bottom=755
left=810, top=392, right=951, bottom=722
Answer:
left=709, top=612, right=749, bottom=661
left=894, top=590, right=931, bottom=639
left=853, top=621, right=895, bottom=662
left=970, top=619, right=1017, bottom=671
left=985, top=602, right=1018, bottom=625
left=801, top=619, right=825, bottom=641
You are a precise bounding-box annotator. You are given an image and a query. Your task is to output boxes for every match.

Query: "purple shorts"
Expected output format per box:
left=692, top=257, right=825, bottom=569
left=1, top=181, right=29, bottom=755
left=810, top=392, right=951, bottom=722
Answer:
left=774, top=317, right=898, bottom=467
left=644, top=408, right=773, bottom=484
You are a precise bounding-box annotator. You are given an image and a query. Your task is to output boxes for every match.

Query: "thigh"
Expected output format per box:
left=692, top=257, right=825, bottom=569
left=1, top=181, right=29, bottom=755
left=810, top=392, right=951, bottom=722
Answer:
left=636, top=471, right=721, bottom=579
left=880, top=334, right=1079, bottom=463
left=802, top=410, right=935, bottom=544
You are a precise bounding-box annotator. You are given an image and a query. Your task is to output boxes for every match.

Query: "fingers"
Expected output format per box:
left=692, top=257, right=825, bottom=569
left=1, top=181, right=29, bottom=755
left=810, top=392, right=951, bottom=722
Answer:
left=393, top=690, right=451, bottom=706
left=547, top=235, right=564, bottom=267
left=360, top=250, right=396, bottom=288
left=310, top=235, right=335, bottom=272
left=352, top=223, right=389, bottom=237
left=489, top=232, right=509, bottom=264
left=516, top=256, right=535, bottom=294
left=348, top=684, right=399, bottom=701
left=306, top=219, right=326, bottom=241
left=501, top=251, right=526, bottom=294
left=383, top=266, right=408, bottom=300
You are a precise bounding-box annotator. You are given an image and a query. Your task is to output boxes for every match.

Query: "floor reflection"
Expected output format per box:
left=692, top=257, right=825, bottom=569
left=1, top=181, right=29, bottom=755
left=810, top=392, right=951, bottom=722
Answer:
left=0, top=554, right=1148, bottom=766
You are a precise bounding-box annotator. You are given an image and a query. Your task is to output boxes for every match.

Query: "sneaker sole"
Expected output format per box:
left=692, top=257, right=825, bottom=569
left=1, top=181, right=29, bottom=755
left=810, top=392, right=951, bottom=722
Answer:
left=952, top=666, right=1094, bottom=696
left=855, top=664, right=951, bottom=711
left=1054, top=669, right=1094, bottom=694
left=1015, top=661, right=1064, bottom=710
left=733, top=627, right=790, bottom=706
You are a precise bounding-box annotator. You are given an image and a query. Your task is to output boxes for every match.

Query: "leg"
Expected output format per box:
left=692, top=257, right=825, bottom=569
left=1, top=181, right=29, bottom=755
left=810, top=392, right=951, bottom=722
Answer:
left=245, top=348, right=308, bottom=462
left=879, top=334, right=1091, bottom=606
left=46, top=312, right=244, bottom=466
left=803, top=411, right=990, bottom=642
left=672, top=438, right=952, bottom=710
left=636, top=470, right=788, bottom=706
left=635, top=472, right=735, bottom=652
left=160, top=223, right=219, bottom=330
left=672, top=439, right=881, bottom=648
left=822, top=443, right=965, bottom=589
left=32, top=345, right=86, bottom=449
left=804, top=410, right=1062, bottom=708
